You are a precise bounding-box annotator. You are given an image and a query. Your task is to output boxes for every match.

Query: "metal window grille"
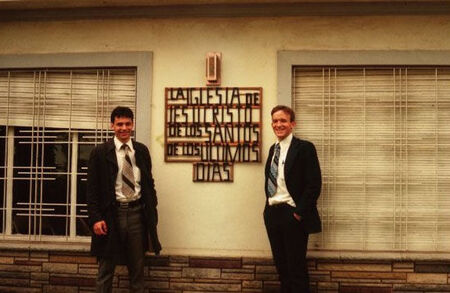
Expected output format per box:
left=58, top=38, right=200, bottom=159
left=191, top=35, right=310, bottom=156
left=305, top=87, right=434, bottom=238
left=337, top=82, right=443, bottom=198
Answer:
left=0, top=68, right=137, bottom=241
left=293, top=66, right=450, bottom=251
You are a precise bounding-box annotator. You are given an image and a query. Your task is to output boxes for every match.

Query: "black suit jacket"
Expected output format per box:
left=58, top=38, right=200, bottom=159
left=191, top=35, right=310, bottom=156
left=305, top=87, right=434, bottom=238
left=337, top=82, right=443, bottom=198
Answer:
left=87, top=139, right=161, bottom=257
left=265, top=136, right=322, bottom=234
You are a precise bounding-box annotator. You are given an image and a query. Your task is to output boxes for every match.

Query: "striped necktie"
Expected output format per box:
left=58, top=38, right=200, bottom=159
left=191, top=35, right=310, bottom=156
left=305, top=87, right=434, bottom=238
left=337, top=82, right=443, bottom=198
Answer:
left=267, top=143, right=280, bottom=197
left=121, top=144, right=135, bottom=199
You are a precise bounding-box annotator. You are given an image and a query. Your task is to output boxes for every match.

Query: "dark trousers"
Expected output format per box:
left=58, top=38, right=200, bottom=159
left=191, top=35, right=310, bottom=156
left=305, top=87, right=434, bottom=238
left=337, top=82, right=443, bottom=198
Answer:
left=96, top=204, right=146, bottom=293
left=264, top=204, right=310, bottom=293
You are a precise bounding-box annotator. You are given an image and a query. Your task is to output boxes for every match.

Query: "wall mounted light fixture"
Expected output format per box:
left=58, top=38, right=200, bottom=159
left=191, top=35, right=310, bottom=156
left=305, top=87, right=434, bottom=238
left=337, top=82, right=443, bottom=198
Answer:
left=206, top=52, right=221, bottom=86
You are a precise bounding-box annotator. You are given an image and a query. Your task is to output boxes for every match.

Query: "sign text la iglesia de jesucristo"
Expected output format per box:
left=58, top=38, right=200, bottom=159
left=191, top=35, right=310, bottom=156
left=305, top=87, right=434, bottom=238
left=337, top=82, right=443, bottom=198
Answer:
left=165, top=87, right=262, bottom=182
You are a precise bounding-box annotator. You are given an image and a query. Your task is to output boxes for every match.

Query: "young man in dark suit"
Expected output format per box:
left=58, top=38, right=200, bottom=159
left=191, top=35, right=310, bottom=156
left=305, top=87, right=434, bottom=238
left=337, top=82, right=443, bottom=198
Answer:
left=87, top=106, right=161, bottom=293
left=264, top=105, right=322, bottom=293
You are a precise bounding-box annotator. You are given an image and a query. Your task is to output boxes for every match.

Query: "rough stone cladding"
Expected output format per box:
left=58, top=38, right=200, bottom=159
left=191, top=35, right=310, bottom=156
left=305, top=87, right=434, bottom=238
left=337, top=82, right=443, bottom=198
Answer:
left=0, top=250, right=450, bottom=292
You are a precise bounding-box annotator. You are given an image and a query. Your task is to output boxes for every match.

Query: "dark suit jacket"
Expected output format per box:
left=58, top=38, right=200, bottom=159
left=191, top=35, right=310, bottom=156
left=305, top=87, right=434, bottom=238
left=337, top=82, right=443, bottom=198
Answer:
left=265, top=136, right=322, bottom=234
left=87, top=139, right=161, bottom=257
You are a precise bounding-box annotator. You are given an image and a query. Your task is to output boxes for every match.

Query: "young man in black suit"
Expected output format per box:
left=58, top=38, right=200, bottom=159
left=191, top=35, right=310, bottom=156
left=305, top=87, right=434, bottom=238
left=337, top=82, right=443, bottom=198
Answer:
left=87, top=106, right=161, bottom=293
left=264, top=105, right=322, bottom=293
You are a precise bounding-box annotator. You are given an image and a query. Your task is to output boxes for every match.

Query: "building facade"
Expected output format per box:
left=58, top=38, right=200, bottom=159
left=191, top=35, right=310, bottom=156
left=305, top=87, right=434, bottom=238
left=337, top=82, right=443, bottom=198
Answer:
left=1, top=1, right=450, bottom=292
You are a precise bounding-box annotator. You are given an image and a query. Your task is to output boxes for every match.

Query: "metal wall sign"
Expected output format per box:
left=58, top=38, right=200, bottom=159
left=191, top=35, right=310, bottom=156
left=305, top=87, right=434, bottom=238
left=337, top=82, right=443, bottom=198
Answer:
left=165, top=87, right=262, bottom=182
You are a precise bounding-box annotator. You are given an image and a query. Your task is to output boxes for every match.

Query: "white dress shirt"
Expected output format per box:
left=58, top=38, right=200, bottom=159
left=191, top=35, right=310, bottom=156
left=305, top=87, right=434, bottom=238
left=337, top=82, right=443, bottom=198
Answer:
left=114, top=136, right=141, bottom=202
left=268, top=133, right=296, bottom=207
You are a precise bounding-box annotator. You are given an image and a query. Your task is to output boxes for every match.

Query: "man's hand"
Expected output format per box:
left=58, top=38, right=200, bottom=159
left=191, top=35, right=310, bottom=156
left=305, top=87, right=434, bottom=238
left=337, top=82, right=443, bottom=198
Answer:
left=93, top=220, right=108, bottom=235
left=293, top=213, right=302, bottom=222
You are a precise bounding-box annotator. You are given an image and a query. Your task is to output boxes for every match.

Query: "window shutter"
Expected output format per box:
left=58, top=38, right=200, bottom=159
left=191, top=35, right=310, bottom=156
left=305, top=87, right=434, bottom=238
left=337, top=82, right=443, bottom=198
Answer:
left=0, top=68, right=136, bottom=129
left=293, top=66, right=450, bottom=251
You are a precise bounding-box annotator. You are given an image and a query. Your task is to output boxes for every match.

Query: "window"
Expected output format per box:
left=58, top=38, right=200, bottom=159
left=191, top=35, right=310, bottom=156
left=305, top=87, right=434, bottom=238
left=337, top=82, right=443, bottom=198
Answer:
left=0, top=68, right=136, bottom=240
left=294, top=66, right=450, bottom=251
left=0, top=52, right=152, bottom=245
left=278, top=51, right=450, bottom=253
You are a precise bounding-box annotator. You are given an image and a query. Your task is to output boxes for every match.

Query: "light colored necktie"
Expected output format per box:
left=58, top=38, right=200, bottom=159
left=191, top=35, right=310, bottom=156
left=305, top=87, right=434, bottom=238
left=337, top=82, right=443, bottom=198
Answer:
left=267, top=143, right=280, bottom=197
left=121, top=144, right=135, bottom=198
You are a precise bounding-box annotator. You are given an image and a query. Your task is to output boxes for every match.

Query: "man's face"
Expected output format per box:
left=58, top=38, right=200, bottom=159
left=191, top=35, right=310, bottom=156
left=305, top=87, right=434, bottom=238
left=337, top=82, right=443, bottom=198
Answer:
left=111, top=116, right=134, bottom=143
left=271, top=110, right=296, bottom=140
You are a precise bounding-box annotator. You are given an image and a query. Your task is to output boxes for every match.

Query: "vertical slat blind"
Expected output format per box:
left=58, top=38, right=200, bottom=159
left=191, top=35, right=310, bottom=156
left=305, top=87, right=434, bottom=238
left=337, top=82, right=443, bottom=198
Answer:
left=293, top=66, right=450, bottom=251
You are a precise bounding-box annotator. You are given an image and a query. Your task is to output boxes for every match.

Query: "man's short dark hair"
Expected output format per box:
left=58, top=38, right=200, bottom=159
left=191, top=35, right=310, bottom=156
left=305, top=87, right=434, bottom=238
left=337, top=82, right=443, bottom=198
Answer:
left=110, top=106, right=134, bottom=123
left=271, top=105, right=295, bottom=122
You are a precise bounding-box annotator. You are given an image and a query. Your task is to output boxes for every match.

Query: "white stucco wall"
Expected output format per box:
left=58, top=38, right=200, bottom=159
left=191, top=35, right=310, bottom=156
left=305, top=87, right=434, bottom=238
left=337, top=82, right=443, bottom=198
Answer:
left=1, top=15, right=450, bottom=256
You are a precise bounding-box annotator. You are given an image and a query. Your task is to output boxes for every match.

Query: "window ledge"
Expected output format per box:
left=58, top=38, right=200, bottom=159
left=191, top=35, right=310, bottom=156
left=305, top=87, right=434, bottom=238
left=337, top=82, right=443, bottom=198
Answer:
left=0, top=241, right=447, bottom=262
left=0, top=239, right=90, bottom=252
left=308, top=250, right=450, bottom=261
